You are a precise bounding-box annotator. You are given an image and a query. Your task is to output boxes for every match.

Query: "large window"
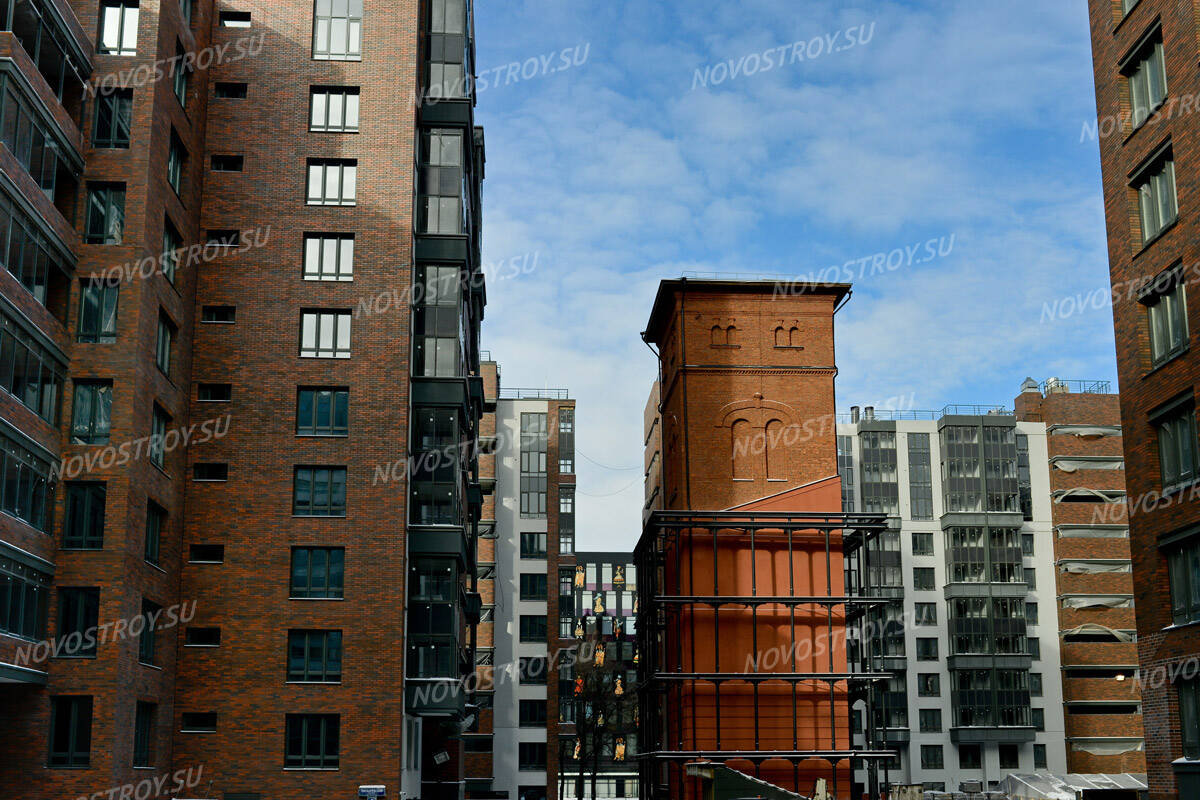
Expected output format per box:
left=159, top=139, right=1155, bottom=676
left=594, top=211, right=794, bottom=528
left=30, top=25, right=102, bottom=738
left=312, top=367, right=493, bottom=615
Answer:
left=1136, top=156, right=1178, bottom=244
left=407, top=558, right=457, bottom=678
left=410, top=406, right=459, bottom=525
left=0, top=88, right=60, bottom=198
left=418, top=129, right=464, bottom=234
left=85, top=183, right=125, bottom=244
left=520, top=413, right=547, bottom=517
left=78, top=277, right=119, bottom=343
left=300, top=311, right=351, bottom=358
left=49, top=696, right=93, bottom=767
left=63, top=483, right=105, bottom=549
left=1126, top=33, right=1167, bottom=128
left=413, top=265, right=462, bottom=377
left=1147, top=280, right=1189, bottom=366
left=303, top=234, right=354, bottom=281
left=519, top=699, right=547, bottom=728
left=293, top=467, right=347, bottom=516
left=285, top=714, right=339, bottom=768
left=1168, top=535, right=1200, bottom=626
left=518, top=741, right=546, bottom=770
left=92, top=89, right=132, bottom=147
left=559, top=408, right=575, bottom=472
left=291, top=547, right=344, bottom=599
left=312, top=0, right=361, bottom=60
left=0, top=433, right=54, bottom=531
left=919, top=710, right=942, bottom=734
left=297, top=388, right=349, bottom=436
left=288, top=630, right=343, bottom=682
left=860, top=430, right=899, bottom=516
left=310, top=87, right=359, bottom=132
left=920, top=744, right=944, bottom=770
left=427, top=0, right=467, bottom=98
left=0, top=195, right=73, bottom=310
left=71, top=380, right=112, bottom=444
left=0, top=555, right=50, bottom=640
left=98, top=0, right=138, bottom=54
left=306, top=159, right=356, bottom=205
left=520, top=532, right=547, bottom=559
left=520, top=574, right=548, bottom=601
left=520, top=614, right=547, bottom=642
left=908, top=432, right=934, bottom=519
left=1156, top=401, right=1198, bottom=491
left=57, top=588, right=99, bottom=657
left=0, top=312, right=65, bottom=423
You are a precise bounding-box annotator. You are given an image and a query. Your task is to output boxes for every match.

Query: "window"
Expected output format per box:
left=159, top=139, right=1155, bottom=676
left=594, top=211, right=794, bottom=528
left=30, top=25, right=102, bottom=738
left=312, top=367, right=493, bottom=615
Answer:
left=49, top=696, right=92, bottom=767
left=1024, top=567, right=1037, bottom=589
left=85, top=184, right=125, bottom=244
left=426, top=0, right=467, bottom=98
left=520, top=532, right=547, bottom=559
left=1157, top=402, right=1199, bottom=492
left=918, top=673, right=940, bottom=697
left=188, top=544, right=223, bottom=563
left=1030, top=672, right=1043, bottom=697
left=156, top=313, right=174, bottom=375
left=418, top=129, right=464, bottom=233
left=161, top=218, right=181, bottom=284
left=92, top=89, right=132, bottom=147
left=1179, top=678, right=1200, bottom=758
left=192, top=463, right=228, bottom=481
left=219, top=10, right=250, bottom=26
left=518, top=741, right=546, bottom=770
left=297, top=388, right=349, bottom=435
left=71, top=381, right=112, bottom=444
left=1029, top=638, right=1041, bottom=659
left=63, top=483, right=105, bottom=549
left=1022, top=533, right=1035, bottom=556
left=1136, top=156, right=1178, bottom=244
left=0, top=555, right=50, bottom=640
left=1034, top=743, right=1047, bottom=769
left=306, top=159, right=356, bottom=205
left=519, top=656, right=547, bottom=684
left=913, top=567, right=935, bottom=591
left=999, top=743, right=1019, bottom=770
left=202, top=305, right=235, bottom=323
left=520, top=574, right=547, bottom=601
left=133, top=701, right=155, bottom=767
left=144, top=502, right=164, bottom=565
left=413, top=265, right=462, bottom=377
left=180, top=712, right=216, bottom=732
left=211, top=154, right=244, bottom=172
left=291, top=547, right=345, bottom=598
left=198, top=383, right=231, bottom=402
left=300, top=311, right=351, bottom=358
left=1033, top=707, right=1045, bottom=731
left=1126, top=33, right=1167, bottom=128
left=520, top=413, right=548, bottom=517
left=172, top=42, right=189, bottom=106
left=293, top=467, right=347, bottom=516
left=920, top=745, right=944, bottom=770
left=288, top=630, right=343, bottom=682
left=908, top=432, right=934, bottom=519
left=214, top=81, right=247, bottom=98
left=139, top=600, right=160, bottom=664
left=285, top=714, right=339, bottom=768
left=916, top=637, right=938, bottom=661
left=310, top=87, right=360, bottom=132
left=185, top=627, right=220, bottom=646
left=1147, top=281, right=1189, bottom=365
left=1026, top=601, right=1038, bottom=624
left=958, top=743, right=981, bottom=770
left=915, top=603, right=937, bottom=625
left=312, top=0, right=362, bottom=60
left=208, top=229, right=241, bottom=248
left=303, top=234, right=354, bottom=281
left=559, top=408, right=575, bottom=472
left=519, top=699, right=546, bottom=727
left=168, top=131, right=185, bottom=194
left=409, top=406, right=459, bottom=525
left=520, top=614, right=546, bottom=642
left=57, top=588, right=99, bottom=657
left=1169, top=535, right=1200, bottom=625
left=912, top=532, right=933, bottom=555
left=0, top=434, right=54, bottom=531
left=919, top=709, right=942, bottom=733
left=150, top=406, right=169, bottom=468
left=98, top=0, right=138, bottom=55
left=77, top=277, right=119, bottom=343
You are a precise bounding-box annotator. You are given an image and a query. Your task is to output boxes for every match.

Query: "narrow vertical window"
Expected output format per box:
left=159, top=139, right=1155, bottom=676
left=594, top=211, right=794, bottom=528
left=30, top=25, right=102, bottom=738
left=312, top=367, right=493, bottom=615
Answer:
left=98, top=0, right=139, bottom=55
left=92, top=89, right=132, bottom=148
left=85, top=184, right=125, bottom=244
left=71, top=380, right=113, bottom=444
left=731, top=419, right=752, bottom=480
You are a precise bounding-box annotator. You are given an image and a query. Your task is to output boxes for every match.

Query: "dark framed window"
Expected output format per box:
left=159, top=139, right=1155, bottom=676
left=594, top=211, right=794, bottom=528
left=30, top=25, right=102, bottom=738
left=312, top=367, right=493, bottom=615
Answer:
left=0, top=555, right=51, bottom=640
left=413, top=265, right=462, bottom=377
left=312, top=0, right=362, bottom=60
left=211, top=154, right=243, bottom=172
left=133, top=701, right=155, bottom=767
left=188, top=544, right=223, bottom=563
left=920, top=744, right=943, bottom=769
left=1135, top=153, right=1177, bottom=244
left=306, top=159, right=356, bottom=205
left=150, top=405, right=169, bottom=468
left=418, top=129, right=464, bottom=233
left=426, top=0, right=466, bottom=98
left=520, top=532, right=547, bottom=559
left=520, top=413, right=547, bottom=517
left=63, top=483, right=105, bottom=549
left=192, top=463, right=228, bottom=481
left=916, top=637, right=938, bottom=661
left=519, top=656, right=547, bottom=684
left=1026, top=601, right=1038, bottom=624
left=559, top=407, right=575, bottom=472
left=168, top=130, right=186, bottom=194
left=185, top=627, right=220, bottom=646
left=287, top=630, right=342, bottom=682
left=1022, top=533, right=1035, bottom=556
left=519, top=699, right=546, bottom=727
left=1156, top=400, right=1198, bottom=491
left=918, top=708, right=942, bottom=733
left=1034, top=743, right=1047, bottom=769
left=907, top=432, right=934, bottom=519
left=1146, top=280, right=1189, bottom=366
left=1125, top=30, right=1167, bottom=129
left=77, top=277, right=119, bottom=343
left=85, top=183, right=124, bottom=244
left=201, top=305, right=235, bottom=323
left=1169, top=535, right=1200, bottom=625
left=92, top=89, right=132, bottom=148
left=913, top=567, right=935, bottom=590
left=520, top=614, right=546, bottom=642
left=71, top=381, right=112, bottom=444
left=1030, top=672, right=1043, bottom=697
left=300, top=310, right=351, bottom=358
left=285, top=714, right=339, bottom=768
left=0, top=315, right=65, bottom=423
left=49, top=696, right=93, bottom=767
left=912, top=532, right=933, bottom=555
left=310, top=87, right=360, bottom=132
left=917, top=673, right=940, bottom=697
left=958, top=743, right=981, bottom=770
left=293, top=467, right=347, bottom=516
left=999, top=743, right=1019, bottom=769
left=219, top=10, right=250, bottom=26
left=156, top=312, right=174, bottom=375
left=172, top=42, right=189, bottom=106
left=139, top=599, right=160, bottom=664
left=1029, top=637, right=1041, bottom=659
left=214, top=81, right=247, bottom=98
left=1033, top=707, right=1045, bottom=731
left=520, top=574, right=547, bottom=601
left=303, top=234, right=354, bottom=280
left=291, top=547, right=345, bottom=599
left=518, top=741, right=546, bottom=770
left=915, top=602, right=937, bottom=625
left=98, top=0, right=138, bottom=54
left=297, top=388, right=349, bottom=436
left=198, top=383, right=231, bottom=402
left=1181, top=678, right=1200, bottom=758
left=180, top=712, right=216, bottom=732
left=57, top=588, right=99, bottom=657
left=409, top=406, right=459, bottom=525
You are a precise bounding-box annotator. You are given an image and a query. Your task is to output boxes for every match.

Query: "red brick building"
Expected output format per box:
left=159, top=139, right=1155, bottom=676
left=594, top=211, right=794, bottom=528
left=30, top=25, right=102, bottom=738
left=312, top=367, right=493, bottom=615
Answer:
left=1086, top=1, right=1200, bottom=796
left=0, top=0, right=488, bottom=797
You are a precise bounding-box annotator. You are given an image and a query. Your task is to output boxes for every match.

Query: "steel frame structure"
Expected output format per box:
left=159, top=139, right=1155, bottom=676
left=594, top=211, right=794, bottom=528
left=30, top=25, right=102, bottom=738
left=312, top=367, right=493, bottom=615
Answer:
left=634, top=510, right=897, bottom=800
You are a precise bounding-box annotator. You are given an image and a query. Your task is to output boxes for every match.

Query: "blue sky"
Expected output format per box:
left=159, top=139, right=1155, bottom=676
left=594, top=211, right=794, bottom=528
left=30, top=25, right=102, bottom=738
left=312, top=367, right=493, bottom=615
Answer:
left=472, top=0, right=1117, bottom=551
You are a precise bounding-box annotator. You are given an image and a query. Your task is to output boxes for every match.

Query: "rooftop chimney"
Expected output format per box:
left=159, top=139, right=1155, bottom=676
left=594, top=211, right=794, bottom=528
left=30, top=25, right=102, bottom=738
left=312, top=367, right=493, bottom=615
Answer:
left=864, top=406, right=875, bottom=421
left=851, top=406, right=860, bottom=424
